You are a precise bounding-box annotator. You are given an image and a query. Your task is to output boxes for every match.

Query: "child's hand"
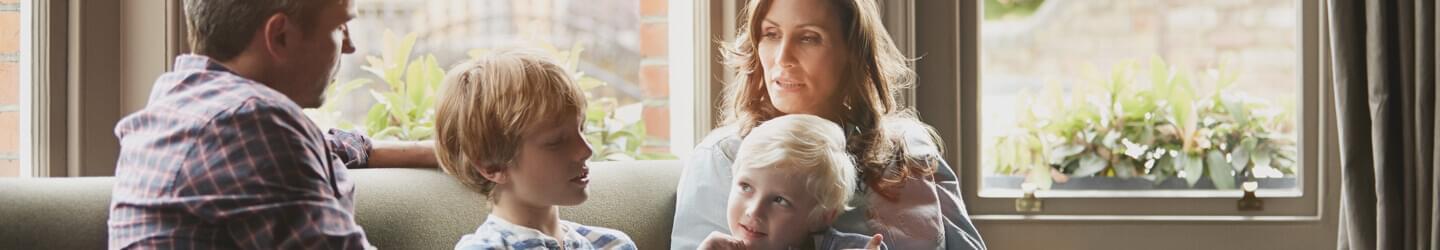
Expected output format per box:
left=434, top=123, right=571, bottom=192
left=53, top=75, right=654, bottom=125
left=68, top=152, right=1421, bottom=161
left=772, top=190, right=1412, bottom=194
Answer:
left=845, top=234, right=884, bottom=250
left=698, top=231, right=748, bottom=250
left=864, top=234, right=884, bottom=250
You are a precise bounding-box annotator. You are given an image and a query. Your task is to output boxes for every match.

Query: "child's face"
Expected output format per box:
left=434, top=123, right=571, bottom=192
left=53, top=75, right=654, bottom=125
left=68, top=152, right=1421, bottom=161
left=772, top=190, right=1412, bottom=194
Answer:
left=726, top=164, right=829, bottom=249
left=503, top=116, right=593, bottom=207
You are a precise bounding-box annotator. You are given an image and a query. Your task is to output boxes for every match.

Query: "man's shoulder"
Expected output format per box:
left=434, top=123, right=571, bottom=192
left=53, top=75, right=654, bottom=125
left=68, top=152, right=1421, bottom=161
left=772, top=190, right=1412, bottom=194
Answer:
left=145, top=70, right=299, bottom=121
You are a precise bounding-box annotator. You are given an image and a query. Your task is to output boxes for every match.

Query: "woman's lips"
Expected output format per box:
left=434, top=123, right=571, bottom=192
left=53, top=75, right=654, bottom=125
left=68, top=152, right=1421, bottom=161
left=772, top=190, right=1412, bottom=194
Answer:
left=771, top=79, right=806, bottom=91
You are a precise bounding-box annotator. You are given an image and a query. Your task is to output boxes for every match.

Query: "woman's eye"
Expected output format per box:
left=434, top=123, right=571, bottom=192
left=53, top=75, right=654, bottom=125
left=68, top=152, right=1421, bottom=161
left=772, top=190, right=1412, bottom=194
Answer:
left=800, top=35, right=820, bottom=44
left=762, top=31, right=780, bottom=40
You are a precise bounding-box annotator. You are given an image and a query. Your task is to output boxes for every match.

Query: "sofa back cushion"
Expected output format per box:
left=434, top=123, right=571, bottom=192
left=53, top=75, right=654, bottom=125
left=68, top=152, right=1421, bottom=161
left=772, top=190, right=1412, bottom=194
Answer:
left=0, top=160, right=681, bottom=249
left=0, top=177, right=112, bottom=249
left=356, top=160, right=681, bottom=249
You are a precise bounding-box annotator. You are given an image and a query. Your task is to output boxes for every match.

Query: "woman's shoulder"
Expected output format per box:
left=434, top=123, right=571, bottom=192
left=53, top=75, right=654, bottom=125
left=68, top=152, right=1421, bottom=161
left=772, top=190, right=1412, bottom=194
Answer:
left=693, top=125, right=743, bottom=157
left=881, top=118, right=942, bottom=158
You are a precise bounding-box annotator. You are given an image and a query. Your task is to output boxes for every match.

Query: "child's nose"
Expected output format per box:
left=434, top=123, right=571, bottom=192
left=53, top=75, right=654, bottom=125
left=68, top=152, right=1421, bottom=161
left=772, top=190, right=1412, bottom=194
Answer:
left=744, top=198, right=767, bottom=219
left=575, top=134, right=594, bottom=160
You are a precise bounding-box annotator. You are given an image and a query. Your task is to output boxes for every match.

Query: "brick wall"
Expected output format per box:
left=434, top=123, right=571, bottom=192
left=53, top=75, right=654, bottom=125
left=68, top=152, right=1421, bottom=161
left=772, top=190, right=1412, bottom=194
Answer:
left=0, top=0, right=19, bottom=177
left=639, top=0, right=669, bottom=154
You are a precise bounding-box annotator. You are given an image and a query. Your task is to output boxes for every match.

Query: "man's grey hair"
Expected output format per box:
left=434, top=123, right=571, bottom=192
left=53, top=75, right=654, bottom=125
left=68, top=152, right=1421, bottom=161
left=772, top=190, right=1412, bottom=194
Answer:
left=183, top=0, right=327, bottom=61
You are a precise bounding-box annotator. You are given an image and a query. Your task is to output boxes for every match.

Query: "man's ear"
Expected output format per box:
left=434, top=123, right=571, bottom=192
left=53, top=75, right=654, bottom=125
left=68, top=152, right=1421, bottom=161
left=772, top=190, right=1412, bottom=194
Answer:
left=477, top=164, right=509, bottom=185
left=258, top=13, right=296, bottom=63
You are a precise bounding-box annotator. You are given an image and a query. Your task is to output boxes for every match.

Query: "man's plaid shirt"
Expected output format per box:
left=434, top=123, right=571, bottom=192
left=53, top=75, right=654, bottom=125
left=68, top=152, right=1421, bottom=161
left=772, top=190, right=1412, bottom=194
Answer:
left=109, top=55, right=374, bottom=249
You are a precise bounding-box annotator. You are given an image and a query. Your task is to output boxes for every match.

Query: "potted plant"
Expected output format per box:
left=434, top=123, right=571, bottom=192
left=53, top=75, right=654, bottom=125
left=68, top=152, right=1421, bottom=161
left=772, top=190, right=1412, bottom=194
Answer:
left=306, top=30, right=673, bottom=161
left=986, top=57, right=1297, bottom=191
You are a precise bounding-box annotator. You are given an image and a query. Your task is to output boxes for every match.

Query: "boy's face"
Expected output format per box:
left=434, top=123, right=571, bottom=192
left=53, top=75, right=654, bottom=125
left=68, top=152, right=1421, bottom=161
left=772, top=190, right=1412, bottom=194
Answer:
left=726, top=163, right=829, bottom=249
left=503, top=115, right=593, bottom=207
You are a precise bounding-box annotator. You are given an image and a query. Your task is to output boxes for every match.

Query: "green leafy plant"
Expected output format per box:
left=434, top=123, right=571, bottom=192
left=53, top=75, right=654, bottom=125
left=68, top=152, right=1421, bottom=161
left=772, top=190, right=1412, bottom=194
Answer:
left=988, top=57, right=1297, bottom=190
left=306, top=30, right=674, bottom=161
left=984, top=0, right=1046, bottom=20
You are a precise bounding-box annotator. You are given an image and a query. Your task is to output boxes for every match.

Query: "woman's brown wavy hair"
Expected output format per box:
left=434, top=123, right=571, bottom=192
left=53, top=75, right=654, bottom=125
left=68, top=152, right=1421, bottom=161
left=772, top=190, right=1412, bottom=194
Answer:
left=719, top=0, right=936, bottom=200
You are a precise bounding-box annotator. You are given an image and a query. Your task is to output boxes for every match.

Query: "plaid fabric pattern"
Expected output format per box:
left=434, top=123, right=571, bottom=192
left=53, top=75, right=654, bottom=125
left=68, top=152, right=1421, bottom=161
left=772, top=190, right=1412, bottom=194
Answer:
left=108, top=55, right=375, bottom=250
left=455, top=215, right=638, bottom=250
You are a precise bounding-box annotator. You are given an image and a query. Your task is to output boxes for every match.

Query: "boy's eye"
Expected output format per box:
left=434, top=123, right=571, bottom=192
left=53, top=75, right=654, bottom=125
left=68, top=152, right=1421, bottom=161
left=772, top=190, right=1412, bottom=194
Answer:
left=772, top=196, right=792, bottom=208
left=545, top=135, right=566, bottom=147
left=739, top=183, right=754, bottom=193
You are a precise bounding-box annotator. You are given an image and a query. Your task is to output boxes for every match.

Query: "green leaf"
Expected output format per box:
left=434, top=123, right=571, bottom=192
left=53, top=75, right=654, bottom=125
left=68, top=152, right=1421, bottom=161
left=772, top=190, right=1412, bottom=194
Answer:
left=1151, top=157, right=1173, bottom=184
left=1252, top=145, right=1274, bottom=170
left=1206, top=150, right=1235, bottom=189
left=1149, top=56, right=1172, bottom=96
left=1027, top=155, right=1053, bottom=190
left=1224, top=99, right=1250, bottom=125
left=374, top=127, right=403, bottom=140
left=1232, top=137, right=1257, bottom=171
left=1114, top=160, right=1135, bottom=178
left=1049, top=144, right=1086, bottom=164
left=409, top=126, right=435, bottom=140
left=365, top=105, right=389, bottom=135
left=1074, top=152, right=1108, bottom=177
left=1180, top=153, right=1204, bottom=187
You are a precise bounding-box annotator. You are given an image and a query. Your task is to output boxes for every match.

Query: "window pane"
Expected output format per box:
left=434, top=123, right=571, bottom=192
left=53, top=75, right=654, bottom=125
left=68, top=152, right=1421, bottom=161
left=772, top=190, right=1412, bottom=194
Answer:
left=1, top=0, right=25, bottom=177
left=980, top=0, right=1299, bottom=194
left=310, top=0, right=680, bottom=161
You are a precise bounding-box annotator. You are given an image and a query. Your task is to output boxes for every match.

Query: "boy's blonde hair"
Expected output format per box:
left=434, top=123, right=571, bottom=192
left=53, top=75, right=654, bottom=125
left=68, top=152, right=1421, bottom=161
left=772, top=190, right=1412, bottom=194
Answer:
left=734, top=114, right=858, bottom=220
left=434, top=49, right=586, bottom=198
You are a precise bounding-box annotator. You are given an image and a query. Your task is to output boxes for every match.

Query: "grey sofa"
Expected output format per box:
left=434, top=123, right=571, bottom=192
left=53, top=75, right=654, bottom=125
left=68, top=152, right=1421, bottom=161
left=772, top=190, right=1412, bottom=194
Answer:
left=0, top=161, right=682, bottom=249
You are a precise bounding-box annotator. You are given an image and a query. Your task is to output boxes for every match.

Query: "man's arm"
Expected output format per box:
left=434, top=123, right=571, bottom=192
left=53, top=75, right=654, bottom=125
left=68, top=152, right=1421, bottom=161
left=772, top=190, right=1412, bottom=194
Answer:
left=326, top=129, right=438, bottom=169
left=369, top=140, right=438, bottom=168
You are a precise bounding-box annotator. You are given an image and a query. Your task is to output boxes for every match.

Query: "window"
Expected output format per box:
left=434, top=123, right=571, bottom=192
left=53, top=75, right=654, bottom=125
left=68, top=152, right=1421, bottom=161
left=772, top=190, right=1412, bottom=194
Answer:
left=955, top=0, right=1327, bottom=218
left=307, top=0, right=701, bottom=161
left=981, top=0, right=1301, bottom=195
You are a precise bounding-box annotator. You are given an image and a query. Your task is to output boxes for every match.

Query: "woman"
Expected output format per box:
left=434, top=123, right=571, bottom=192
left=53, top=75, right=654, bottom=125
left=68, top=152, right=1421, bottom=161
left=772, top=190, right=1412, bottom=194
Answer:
left=671, top=0, right=987, bottom=249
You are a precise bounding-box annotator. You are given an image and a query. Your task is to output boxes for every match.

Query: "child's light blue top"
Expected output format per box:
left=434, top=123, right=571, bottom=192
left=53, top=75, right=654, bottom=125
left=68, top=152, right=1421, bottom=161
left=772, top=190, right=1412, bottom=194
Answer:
left=455, top=214, right=637, bottom=250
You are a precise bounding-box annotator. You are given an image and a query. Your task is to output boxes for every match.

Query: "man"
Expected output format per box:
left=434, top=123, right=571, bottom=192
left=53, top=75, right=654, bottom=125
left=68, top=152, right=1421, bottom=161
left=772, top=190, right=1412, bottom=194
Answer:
left=108, top=0, right=435, bottom=248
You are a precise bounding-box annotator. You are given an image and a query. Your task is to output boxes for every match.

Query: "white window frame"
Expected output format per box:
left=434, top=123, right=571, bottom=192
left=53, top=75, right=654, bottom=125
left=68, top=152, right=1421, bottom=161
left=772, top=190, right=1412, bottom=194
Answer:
left=923, top=0, right=1335, bottom=220
left=20, top=0, right=65, bottom=177
left=669, top=0, right=712, bottom=159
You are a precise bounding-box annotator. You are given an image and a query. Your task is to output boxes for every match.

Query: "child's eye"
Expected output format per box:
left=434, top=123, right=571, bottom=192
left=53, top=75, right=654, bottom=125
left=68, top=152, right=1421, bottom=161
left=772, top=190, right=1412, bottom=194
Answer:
left=739, top=183, right=754, bottom=193
left=772, top=196, right=791, bottom=208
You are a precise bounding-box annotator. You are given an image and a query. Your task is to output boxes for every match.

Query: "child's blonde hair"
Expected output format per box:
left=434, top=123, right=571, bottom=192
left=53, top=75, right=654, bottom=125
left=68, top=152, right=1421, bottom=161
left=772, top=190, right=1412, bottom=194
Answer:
left=734, top=114, right=858, bottom=220
left=434, top=49, right=586, bottom=199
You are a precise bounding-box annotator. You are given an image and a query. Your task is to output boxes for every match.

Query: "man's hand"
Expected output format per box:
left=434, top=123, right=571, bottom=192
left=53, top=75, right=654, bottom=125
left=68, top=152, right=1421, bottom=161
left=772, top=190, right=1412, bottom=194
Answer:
left=369, top=140, right=438, bottom=168
left=699, top=231, right=748, bottom=250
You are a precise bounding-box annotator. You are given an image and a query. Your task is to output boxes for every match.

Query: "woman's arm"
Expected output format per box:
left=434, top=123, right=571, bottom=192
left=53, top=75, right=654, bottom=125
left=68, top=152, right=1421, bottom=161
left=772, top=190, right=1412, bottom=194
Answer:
left=891, top=120, right=987, bottom=249
left=932, top=158, right=988, bottom=250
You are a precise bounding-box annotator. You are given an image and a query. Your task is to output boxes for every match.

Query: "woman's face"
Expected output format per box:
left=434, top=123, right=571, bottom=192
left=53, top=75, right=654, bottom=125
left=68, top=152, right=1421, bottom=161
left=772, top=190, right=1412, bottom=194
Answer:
left=757, top=0, right=849, bottom=119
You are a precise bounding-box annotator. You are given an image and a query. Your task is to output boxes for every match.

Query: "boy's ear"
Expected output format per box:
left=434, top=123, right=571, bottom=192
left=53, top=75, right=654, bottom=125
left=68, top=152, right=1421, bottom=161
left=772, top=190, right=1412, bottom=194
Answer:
left=812, top=209, right=841, bottom=231
left=476, top=164, right=509, bottom=185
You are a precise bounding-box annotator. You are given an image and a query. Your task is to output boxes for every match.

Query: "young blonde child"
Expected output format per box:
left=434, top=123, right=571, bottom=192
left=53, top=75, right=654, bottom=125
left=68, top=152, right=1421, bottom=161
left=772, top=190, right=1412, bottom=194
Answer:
left=434, top=50, right=636, bottom=250
left=701, top=115, right=885, bottom=250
